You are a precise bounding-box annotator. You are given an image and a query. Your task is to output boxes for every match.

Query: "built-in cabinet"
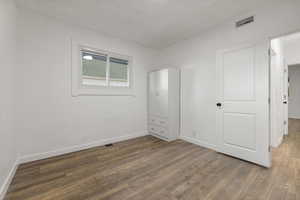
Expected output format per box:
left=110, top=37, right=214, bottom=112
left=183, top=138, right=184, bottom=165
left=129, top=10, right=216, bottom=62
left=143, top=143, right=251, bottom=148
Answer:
left=148, top=68, right=180, bottom=141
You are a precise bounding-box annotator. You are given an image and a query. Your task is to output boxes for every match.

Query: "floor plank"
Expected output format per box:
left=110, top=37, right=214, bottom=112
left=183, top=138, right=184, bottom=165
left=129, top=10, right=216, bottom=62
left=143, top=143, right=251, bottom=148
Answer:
left=4, top=119, right=300, bottom=200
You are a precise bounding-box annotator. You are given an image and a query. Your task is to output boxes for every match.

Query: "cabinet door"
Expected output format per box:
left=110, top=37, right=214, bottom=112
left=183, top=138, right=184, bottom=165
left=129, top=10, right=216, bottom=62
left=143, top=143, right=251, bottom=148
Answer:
left=149, top=70, right=168, bottom=117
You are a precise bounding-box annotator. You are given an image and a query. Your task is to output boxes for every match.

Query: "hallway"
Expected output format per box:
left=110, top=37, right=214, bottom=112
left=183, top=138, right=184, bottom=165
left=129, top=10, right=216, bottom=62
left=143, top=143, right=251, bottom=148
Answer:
left=268, top=118, right=300, bottom=200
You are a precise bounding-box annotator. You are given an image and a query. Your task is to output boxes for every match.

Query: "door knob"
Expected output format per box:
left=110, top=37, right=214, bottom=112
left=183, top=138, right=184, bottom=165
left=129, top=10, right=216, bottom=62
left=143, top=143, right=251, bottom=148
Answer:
left=216, top=103, right=222, bottom=107
left=283, top=101, right=287, bottom=104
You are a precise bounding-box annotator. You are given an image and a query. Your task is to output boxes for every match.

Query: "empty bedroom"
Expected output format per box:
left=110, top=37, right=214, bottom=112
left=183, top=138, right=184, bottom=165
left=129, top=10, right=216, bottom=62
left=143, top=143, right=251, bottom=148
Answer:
left=1, top=0, right=300, bottom=199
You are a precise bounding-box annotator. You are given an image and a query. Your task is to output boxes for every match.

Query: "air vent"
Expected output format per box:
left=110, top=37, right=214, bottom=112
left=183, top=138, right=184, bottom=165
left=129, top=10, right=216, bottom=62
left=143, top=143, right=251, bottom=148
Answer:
left=236, top=16, right=254, bottom=28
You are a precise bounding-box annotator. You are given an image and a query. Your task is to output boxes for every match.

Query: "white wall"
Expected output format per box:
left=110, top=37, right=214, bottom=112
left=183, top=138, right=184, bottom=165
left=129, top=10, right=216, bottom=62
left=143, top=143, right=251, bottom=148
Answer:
left=16, top=8, right=158, bottom=162
left=0, top=0, right=17, bottom=197
left=159, top=0, right=300, bottom=149
left=288, top=65, right=300, bottom=119
left=283, top=37, right=300, bottom=65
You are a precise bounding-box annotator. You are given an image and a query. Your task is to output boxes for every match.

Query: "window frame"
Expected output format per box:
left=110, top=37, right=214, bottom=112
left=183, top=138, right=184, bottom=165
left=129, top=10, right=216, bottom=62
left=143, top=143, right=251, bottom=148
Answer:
left=108, top=56, right=130, bottom=85
left=81, top=49, right=108, bottom=84
left=72, top=40, right=134, bottom=96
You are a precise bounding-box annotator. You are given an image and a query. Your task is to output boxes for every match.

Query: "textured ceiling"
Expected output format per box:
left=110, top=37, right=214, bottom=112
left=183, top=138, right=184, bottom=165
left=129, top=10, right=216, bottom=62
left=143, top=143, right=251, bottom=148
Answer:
left=16, top=0, right=279, bottom=49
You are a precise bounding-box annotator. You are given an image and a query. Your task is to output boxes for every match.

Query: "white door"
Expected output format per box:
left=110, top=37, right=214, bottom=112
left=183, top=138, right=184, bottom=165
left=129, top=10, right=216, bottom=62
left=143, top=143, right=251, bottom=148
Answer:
left=216, top=42, right=271, bottom=167
left=283, top=62, right=289, bottom=135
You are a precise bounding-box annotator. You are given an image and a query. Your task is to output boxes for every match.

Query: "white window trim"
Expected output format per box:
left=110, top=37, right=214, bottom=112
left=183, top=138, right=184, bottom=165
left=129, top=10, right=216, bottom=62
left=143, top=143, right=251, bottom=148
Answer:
left=71, top=39, right=135, bottom=96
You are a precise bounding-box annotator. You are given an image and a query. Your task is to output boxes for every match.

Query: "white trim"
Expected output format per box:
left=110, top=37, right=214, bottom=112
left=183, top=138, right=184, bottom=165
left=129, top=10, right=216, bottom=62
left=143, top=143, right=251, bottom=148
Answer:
left=179, top=70, right=183, bottom=139
left=0, top=160, right=19, bottom=200
left=18, top=131, right=148, bottom=164
left=150, top=132, right=172, bottom=142
left=278, top=136, right=283, bottom=147
left=180, top=135, right=217, bottom=151
left=272, top=135, right=283, bottom=148
left=288, top=116, right=300, bottom=120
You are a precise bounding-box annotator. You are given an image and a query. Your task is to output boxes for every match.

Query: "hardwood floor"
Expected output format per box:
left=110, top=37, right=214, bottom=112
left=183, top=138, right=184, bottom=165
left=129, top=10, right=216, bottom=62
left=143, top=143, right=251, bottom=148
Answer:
left=4, top=119, right=300, bottom=200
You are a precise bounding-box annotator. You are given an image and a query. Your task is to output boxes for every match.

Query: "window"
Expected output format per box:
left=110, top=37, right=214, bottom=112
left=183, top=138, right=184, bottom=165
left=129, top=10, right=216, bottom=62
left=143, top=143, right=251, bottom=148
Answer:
left=109, top=57, right=129, bottom=87
left=81, top=50, right=107, bottom=86
left=81, top=49, right=130, bottom=88
left=72, top=40, right=134, bottom=96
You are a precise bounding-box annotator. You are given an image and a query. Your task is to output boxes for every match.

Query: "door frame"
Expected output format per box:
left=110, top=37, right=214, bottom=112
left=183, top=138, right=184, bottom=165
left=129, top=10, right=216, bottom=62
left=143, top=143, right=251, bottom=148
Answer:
left=283, top=60, right=289, bottom=136
left=268, top=30, right=300, bottom=145
left=269, top=38, right=285, bottom=148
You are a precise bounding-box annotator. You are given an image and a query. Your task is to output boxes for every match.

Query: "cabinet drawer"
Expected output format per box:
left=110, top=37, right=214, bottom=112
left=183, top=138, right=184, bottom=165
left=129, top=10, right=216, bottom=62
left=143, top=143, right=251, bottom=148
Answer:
left=148, top=124, right=168, bottom=137
left=149, top=116, right=168, bottom=127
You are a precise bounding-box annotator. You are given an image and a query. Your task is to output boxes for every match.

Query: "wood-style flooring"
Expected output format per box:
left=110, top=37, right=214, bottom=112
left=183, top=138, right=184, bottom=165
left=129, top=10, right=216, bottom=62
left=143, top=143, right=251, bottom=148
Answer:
left=4, top=119, right=300, bottom=200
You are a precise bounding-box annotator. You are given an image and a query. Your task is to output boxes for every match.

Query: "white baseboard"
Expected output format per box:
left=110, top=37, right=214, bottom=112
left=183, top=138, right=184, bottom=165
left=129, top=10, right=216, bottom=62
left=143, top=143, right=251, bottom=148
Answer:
left=0, top=160, right=19, bottom=200
left=180, top=135, right=217, bottom=151
left=277, top=136, right=283, bottom=147
left=18, top=131, right=148, bottom=164
left=288, top=117, right=300, bottom=120
left=271, top=135, right=283, bottom=148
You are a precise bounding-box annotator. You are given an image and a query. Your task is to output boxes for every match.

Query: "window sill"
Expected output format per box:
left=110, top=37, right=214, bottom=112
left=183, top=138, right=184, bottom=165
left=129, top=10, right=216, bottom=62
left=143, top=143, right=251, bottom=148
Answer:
left=72, top=87, right=136, bottom=97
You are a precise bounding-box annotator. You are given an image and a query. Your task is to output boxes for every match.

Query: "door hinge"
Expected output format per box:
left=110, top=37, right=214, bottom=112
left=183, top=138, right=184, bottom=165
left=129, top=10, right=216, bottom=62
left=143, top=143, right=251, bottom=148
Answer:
left=269, top=145, right=271, bottom=152
left=268, top=98, right=271, bottom=104
left=284, top=120, right=287, bottom=125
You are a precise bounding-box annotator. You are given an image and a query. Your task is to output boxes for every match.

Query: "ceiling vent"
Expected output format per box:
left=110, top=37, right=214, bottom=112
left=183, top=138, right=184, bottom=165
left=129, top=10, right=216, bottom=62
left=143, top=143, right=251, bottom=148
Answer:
left=236, top=16, right=254, bottom=28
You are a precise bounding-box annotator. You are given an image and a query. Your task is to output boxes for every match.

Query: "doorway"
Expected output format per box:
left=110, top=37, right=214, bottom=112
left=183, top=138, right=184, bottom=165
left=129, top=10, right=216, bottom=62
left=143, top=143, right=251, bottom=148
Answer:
left=270, top=32, right=300, bottom=148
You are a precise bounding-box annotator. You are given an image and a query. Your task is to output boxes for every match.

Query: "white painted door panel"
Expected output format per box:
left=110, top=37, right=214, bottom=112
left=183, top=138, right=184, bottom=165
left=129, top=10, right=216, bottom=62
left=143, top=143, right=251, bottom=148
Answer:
left=223, top=47, right=255, bottom=101
left=217, top=42, right=271, bottom=167
left=149, top=70, right=168, bottom=118
left=223, top=112, right=256, bottom=151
